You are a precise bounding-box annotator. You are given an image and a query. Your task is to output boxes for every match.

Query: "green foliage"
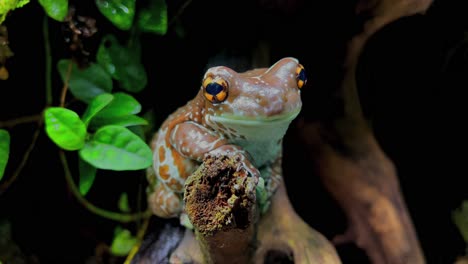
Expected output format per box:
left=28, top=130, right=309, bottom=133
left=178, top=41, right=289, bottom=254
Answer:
left=0, top=0, right=29, bottom=24
left=96, top=0, right=135, bottom=31
left=118, top=192, right=130, bottom=212
left=0, top=129, right=10, bottom=180
left=44, top=107, right=87, bottom=151
left=38, top=0, right=68, bottom=22
left=138, top=0, right=168, bottom=35
left=81, top=93, right=114, bottom=126
left=79, top=125, right=153, bottom=171
left=90, top=115, right=148, bottom=129
left=89, top=92, right=147, bottom=129
left=453, top=200, right=468, bottom=243
left=57, top=60, right=113, bottom=103
left=78, top=158, right=97, bottom=196
left=94, top=92, right=141, bottom=117
left=96, top=35, right=147, bottom=92
left=110, top=226, right=137, bottom=256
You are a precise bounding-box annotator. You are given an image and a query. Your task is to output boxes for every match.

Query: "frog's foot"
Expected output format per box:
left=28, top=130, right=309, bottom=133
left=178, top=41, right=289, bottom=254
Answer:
left=207, top=144, right=261, bottom=180
left=148, top=182, right=182, bottom=218
left=169, top=229, right=203, bottom=264
left=254, top=183, right=341, bottom=264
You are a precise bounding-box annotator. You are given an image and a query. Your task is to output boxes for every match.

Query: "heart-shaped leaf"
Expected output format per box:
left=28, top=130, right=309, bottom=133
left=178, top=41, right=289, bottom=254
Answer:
left=82, top=93, right=114, bottom=126
left=0, top=129, right=10, bottom=180
left=57, top=60, right=113, bottom=103
left=39, top=0, right=68, bottom=21
left=96, top=35, right=147, bottom=92
left=95, top=92, right=141, bottom=117
left=44, top=107, right=87, bottom=151
left=95, top=0, right=135, bottom=30
left=79, top=125, right=152, bottom=170
left=138, top=0, right=167, bottom=35
left=79, top=157, right=97, bottom=196
left=111, top=226, right=137, bottom=256
left=90, top=115, right=148, bottom=129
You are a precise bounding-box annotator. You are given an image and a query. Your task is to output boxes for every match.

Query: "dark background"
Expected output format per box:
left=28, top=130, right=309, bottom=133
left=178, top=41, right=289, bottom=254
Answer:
left=0, top=0, right=467, bottom=263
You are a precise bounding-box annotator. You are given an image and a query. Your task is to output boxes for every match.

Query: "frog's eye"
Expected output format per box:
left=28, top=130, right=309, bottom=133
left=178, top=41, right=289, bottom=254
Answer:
left=296, top=64, right=307, bottom=89
left=202, top=76, right=228, bottom=103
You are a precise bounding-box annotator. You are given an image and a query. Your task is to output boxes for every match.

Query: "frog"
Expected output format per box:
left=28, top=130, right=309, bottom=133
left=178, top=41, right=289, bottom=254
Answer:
left=146, top=57, right=307, bottom=222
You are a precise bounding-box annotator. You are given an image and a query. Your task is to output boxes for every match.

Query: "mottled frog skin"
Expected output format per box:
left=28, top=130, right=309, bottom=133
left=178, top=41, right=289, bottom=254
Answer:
left=147, top=57, right=306, bottom=219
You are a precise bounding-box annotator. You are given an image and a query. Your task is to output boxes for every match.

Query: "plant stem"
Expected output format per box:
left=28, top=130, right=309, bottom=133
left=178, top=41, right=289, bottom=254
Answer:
left=123, top=215, right=151, bottom=264
left=59, top=150, right=152, bottom=223
left=168, top=0, right=194, bottom=26
left=43, top=15, right=52, bottom=106
left=0, top=114, right=42, bottom=128
left=60, top=61, right=72, bottom=107
left=0, top=120, right=42, bottom=195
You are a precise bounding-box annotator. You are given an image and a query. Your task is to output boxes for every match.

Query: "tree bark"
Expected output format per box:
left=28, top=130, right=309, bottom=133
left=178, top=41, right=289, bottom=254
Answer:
left=300, top=0, right=433, bottom=263
left=178, top=153, right=341, bottom=264
left=184, top=154, right=257, bottom=264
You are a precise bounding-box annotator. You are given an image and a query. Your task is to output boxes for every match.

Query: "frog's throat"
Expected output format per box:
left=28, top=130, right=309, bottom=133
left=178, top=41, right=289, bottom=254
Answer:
left=209, top=107, right=301, bottom=126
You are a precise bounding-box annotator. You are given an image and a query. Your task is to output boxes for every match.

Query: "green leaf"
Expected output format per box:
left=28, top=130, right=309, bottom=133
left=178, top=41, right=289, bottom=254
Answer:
left=138, top=0, right=167, bottom=35
left=39, top=0, right=68, bottom=21
left=0, top=129, right=10, bottom=180
left=110, top=226, right=137, bottom=256
left=57, top=60, right=113, bottom=103
left=78, top=158, right=97, bottom=196
left=44, top=107, right=87, bottom=151
left=96, top=0, right=135, bottom=30
left=453, top=201, right=468, bottom=243
left=90, top=115, right=148, bottom=129
left=96, top=37, right=117, bottom=78
left=118, top=192, right=130, bottom=212
left=82, top=93, right=114, bottom=126
left=96, top=35, right=147, bottom=92
left=95, top=92, right=141, bottom=117
left=1, top=0, right=30, bottom=24
left=79, top=125, right=152, bottom=170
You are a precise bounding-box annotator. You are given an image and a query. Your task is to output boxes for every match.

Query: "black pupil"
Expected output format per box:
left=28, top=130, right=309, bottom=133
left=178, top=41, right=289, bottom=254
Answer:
left=206, top=82, right=223, bottom=95
left=297, top=69, right=307, bottom=82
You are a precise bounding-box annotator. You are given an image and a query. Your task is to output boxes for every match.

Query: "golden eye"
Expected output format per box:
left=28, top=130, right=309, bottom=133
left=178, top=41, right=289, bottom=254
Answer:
left=202, top=76, right=228, bottom=103
left=296, top=64, right=307, bottom=89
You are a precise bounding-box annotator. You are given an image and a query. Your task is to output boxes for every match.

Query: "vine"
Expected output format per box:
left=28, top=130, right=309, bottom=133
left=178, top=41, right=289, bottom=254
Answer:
left=0, top=0, right=184, bottom=259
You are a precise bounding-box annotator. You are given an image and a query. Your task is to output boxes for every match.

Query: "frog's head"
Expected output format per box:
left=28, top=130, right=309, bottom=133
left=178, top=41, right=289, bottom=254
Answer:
left=200, top=57, right=305, bottom=124
left=200, top=57, right=306, bottom=166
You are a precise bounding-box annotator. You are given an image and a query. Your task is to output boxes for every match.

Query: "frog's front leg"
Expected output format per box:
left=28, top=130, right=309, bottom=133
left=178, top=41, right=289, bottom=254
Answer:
left=170, top=121, right=261, bottom=179
left=168, top=121, right=260, bottom=264
left=257, top=155, right=283, bottom=214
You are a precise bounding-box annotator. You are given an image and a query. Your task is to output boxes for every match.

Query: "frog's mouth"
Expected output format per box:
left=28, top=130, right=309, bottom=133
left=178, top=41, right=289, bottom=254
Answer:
left=210, top=107, right=301, bottom=126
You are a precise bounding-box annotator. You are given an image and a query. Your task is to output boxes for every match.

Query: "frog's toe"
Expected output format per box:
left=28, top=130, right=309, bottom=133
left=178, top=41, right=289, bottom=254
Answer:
left=148, top=182, right=182, bottom=218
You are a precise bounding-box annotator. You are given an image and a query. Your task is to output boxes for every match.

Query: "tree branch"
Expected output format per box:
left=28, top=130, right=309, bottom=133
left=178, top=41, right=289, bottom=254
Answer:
left=300, top=0, right=433, bottom=263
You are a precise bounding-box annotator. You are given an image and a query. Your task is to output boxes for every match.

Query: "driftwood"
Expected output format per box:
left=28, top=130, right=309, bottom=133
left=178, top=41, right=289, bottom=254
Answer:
left=170, top=154, right=341, bottom=264
left=133, top=153, right=341, bottom=263
left=299, top=0, right=433, bottom=263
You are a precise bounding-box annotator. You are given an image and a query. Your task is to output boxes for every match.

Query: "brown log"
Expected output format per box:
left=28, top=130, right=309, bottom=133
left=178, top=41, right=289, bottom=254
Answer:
left=300, top=0, right=433, bottom=263
left=184, top=153, right=258, bottom=264
left=177, top=153, right=341, bottom=264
